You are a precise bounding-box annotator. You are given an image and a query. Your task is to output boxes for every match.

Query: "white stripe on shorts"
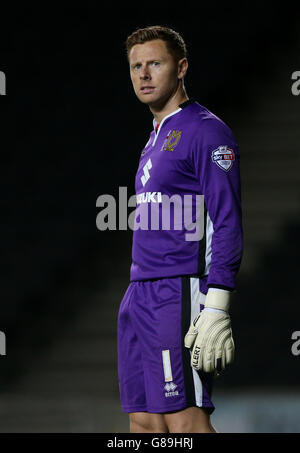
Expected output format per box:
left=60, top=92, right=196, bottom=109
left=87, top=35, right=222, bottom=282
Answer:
left=162, top=349, right=173, bottom=382
left=189, top=277, right=206, bottom=407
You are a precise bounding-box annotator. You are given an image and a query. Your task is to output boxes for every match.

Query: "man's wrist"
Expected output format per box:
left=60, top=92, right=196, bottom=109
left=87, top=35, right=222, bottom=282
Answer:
left=207, top=284, right=234, bottom=292
left=205, top=287, right=231, bottom=312
left=203, top=306, right=228, bottom=315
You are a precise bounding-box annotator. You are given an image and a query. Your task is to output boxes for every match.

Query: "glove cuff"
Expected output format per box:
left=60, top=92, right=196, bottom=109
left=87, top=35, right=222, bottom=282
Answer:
left=204, top=288, right=230, bottom=312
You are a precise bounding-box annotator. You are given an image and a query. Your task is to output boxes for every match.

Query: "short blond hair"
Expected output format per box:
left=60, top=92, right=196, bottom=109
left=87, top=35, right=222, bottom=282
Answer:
left=126, top=25, right=187, bottom=62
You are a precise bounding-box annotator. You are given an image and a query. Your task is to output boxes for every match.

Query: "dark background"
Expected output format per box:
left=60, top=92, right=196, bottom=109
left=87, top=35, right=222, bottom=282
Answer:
left=1, top=4, right=300, bottom=432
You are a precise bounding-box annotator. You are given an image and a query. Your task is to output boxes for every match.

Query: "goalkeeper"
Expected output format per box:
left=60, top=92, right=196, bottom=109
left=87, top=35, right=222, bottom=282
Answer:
left=117, top=25, right=243, bottom=433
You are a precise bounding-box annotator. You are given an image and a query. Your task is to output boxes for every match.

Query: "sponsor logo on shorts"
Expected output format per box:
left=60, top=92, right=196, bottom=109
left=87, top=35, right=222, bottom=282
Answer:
left=164, top=381, right=179, bottom=398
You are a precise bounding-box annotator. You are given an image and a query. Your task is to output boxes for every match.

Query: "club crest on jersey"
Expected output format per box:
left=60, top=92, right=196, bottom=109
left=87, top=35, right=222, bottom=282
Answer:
left=211, top=145, right=235, bottom=171
left=161, top=130, right=182, bottom=152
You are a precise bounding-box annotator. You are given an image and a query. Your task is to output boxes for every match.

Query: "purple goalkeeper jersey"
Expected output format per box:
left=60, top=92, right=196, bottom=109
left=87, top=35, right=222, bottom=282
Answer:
left=130, top=99, right=243, bottom=293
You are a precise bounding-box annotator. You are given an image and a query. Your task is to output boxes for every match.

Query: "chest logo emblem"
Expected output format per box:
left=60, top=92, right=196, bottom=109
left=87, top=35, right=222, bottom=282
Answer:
left=141, top=158, right=152, bottom=187
left=162, top=130, right=182, bottom=152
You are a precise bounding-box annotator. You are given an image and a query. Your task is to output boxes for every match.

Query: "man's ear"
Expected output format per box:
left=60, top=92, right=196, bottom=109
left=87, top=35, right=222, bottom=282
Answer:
left=178, top=58, right=188, bottom=80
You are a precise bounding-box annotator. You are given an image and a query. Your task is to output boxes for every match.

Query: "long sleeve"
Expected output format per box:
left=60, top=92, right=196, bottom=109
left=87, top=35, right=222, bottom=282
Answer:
left=192, top=117, right=243, bottom=291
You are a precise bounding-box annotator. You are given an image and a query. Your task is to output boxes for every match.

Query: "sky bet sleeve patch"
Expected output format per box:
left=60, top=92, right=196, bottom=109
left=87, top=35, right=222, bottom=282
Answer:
left=211, top=145, right=235, bottom=171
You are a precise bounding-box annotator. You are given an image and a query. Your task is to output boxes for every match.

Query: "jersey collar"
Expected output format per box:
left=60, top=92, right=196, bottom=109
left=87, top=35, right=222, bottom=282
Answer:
left=152, top=108, right=181, bottom=133
left=151, top=98, right=196, bottom=146
left=153, top=98, right=196, bottom=131
left=178, top=97, right=196, bottom=109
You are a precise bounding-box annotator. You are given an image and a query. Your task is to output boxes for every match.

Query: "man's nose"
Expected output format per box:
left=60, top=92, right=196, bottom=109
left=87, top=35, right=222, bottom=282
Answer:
left=140, top=65, right=151, bottom=80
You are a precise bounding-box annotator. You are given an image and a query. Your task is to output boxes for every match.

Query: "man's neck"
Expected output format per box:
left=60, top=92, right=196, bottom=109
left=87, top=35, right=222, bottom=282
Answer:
left=150, top=88, right=189, bottom=124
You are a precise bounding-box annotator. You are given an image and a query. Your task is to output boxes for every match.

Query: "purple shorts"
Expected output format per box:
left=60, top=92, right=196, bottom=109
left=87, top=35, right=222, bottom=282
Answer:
left=117, top=276, right=215, bottom=414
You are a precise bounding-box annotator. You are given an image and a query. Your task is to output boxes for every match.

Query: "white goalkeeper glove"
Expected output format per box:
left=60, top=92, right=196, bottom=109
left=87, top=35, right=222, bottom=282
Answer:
left=184, top=288, right=235, bottom=374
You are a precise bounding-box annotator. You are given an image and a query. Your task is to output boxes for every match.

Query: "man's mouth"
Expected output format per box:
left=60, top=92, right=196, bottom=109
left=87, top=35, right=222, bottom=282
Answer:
left=140, top=86, right=155, bottom=93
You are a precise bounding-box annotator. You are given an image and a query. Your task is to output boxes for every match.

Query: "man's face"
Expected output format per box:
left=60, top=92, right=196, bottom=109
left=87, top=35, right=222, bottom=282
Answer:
left=129, top=39, right=185, bottom=108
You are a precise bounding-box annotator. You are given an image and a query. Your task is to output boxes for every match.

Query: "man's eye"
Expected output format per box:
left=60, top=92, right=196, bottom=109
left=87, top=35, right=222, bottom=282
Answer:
left=152, top=62, right=160, bottom=66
